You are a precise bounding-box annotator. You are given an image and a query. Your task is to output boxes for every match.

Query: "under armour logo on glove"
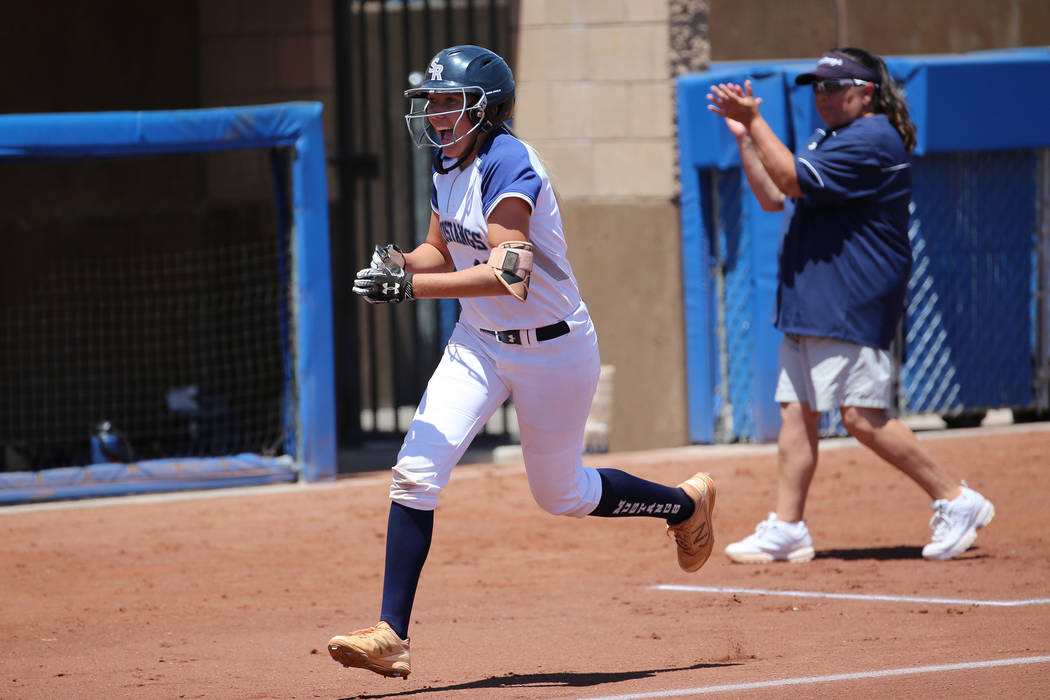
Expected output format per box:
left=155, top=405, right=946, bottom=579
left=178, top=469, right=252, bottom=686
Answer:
left=353, top=266, right=414, bottom=304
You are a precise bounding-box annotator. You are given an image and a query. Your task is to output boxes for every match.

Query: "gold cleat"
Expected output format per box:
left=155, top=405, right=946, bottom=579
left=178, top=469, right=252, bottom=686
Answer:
left=328, top=621, right=411, bottom=679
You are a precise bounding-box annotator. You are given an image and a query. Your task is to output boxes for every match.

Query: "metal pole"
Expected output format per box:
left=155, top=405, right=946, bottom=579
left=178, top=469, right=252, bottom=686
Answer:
left=331, top=0, right=362, bottom=447
left=834, top=0, right=848, bottom=47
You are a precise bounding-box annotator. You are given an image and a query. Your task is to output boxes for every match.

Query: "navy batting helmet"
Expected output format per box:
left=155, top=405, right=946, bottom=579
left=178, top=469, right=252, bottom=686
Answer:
left=404, top=45, right=515, bottom=152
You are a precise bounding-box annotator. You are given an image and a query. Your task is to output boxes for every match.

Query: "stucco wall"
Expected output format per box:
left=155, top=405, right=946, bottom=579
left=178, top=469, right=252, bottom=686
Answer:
left=709, top=0, right=1050, bottom=60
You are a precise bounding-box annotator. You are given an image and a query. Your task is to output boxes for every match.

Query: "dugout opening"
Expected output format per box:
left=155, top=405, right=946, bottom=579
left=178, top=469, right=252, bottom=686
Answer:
left=0, top=103, right=335, bottom=504
left=1, top=149, right=292, bottom=473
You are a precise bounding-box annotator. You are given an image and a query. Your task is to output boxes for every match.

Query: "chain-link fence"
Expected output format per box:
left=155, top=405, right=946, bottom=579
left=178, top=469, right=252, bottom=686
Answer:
left=901, top=151, right=1037, bottom=416
left=711, top=168, right=753, bottom=442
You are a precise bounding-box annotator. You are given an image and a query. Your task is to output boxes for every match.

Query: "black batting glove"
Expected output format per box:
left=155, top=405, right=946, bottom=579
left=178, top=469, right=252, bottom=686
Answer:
left=353, top=266, right=414, bottom=304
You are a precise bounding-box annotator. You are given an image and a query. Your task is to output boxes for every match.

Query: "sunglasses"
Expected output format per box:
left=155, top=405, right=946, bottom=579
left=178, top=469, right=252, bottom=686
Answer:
left=812, top=78, right=876, bottom=95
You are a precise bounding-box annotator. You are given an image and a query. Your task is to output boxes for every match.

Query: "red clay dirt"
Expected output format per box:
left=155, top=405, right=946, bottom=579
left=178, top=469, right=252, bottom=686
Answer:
left=2, top=424, right=1049, bottom=699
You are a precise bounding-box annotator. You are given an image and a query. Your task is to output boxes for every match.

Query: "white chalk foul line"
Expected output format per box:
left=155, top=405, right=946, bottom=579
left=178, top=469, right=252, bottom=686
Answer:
left=652, top=584, right=1050, bottom=607
left=577, top=655, right=1050, bottom=700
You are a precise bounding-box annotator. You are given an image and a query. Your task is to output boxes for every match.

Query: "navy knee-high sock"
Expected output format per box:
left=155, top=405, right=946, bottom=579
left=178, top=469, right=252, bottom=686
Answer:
left=589, top=468, right=695, bottom=524
left=379, top=502, right=434, bottom=640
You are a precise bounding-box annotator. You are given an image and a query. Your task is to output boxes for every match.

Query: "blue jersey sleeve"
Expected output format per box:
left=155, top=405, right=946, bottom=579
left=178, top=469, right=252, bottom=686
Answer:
left=479, top=133, right=541, bottom=217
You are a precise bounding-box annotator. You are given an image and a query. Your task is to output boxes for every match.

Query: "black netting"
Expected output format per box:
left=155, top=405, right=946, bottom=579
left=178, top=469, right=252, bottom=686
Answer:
left=0, top=154, right=292, bottom=471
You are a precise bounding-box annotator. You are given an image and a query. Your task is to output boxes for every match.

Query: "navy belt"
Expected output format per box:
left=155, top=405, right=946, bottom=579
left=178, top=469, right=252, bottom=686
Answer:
left=480, top=320, right=570, bottom=345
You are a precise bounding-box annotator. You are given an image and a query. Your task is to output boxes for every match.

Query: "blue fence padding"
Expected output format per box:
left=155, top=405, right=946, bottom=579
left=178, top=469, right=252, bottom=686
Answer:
left=742, top=75, right=790, bottom=442
left=698, top=51, right=1050, bottom=162
left=0, top=103, right=337, bottom=500
left=0, top=104, right=321, bottom=156
left=730, top=50, right=1050, bottom=158
left=678, top=48, right=1050, bottom=442
left=676, top=81, right=719, bottom=443
left=677, top=67, right=781, bottom=170
left=283, top=106, right=338, bottom=482
left=746, top=189, right=783, bottom=443
left=891, top=48, right=1050, bottom=155
left=677, top=70, right=793, bottom=442
left=0, top=455, right=297, bottom=505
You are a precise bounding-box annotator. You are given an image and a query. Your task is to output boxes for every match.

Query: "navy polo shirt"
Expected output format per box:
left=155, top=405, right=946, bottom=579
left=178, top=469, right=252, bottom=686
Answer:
left=775, top=113, right=913, bottom=350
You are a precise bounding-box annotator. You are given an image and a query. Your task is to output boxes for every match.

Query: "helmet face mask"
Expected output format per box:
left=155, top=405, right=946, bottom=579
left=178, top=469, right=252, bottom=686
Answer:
left=403, top=45, right=515, bottom=157
left=405, top=86, right=488, bottom=150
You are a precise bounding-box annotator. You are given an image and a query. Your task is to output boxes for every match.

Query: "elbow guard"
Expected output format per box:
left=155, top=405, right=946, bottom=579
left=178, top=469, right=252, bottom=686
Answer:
left=488, top=241, right=534, bottom=302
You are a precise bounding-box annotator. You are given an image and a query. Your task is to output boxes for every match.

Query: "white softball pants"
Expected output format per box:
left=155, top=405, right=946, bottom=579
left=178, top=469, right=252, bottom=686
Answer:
left=389, top=312, right=603, bottom=517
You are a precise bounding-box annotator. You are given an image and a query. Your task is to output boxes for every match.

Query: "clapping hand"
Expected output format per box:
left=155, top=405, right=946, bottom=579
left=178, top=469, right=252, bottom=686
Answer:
left=707, top=80, right=763, bottom=135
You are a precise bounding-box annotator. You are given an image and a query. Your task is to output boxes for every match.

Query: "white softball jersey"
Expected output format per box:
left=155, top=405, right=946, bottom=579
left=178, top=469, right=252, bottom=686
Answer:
left=389, top=128, right=604, bottom=517
left=429, top=129, right=585, bottom=332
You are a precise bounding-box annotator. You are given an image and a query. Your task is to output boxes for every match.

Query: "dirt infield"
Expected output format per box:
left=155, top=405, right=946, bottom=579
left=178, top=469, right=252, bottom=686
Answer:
left=3, top=424, right=1049, bottom=699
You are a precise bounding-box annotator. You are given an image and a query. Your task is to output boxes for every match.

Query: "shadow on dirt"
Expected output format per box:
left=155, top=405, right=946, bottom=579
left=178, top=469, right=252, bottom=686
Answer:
left=816, top=545, right=924, bottom=560
left=814, top=545, right=993, bottom=561
left=344, top=661, right=740, bottom=698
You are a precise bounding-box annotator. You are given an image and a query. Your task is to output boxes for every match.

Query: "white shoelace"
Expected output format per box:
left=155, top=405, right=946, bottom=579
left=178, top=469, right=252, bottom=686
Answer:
left=749, top=517, right=785, bottom=544
left=928, top=502, right=950, bottom=542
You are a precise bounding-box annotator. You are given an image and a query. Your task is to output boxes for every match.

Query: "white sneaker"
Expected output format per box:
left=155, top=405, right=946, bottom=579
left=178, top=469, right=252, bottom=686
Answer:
left=922, top=484, right=995, bottom=560
left=725, top=512, right=815, bottom=563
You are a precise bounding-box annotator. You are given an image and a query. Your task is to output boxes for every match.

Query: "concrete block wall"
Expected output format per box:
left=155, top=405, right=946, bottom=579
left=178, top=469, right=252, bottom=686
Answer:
left=515, top=0, right=676, bottom=200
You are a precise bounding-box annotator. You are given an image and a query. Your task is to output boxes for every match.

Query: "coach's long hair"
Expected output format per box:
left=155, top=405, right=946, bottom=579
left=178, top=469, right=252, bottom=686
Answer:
left=838, top=46, right=917, bottom=154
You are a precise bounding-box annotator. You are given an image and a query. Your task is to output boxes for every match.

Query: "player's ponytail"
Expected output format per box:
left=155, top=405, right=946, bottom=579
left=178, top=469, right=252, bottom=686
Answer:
left=838, top=47, right=917, bottom=154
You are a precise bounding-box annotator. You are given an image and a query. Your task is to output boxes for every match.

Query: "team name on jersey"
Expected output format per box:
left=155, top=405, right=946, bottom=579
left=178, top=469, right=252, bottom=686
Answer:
left=439, top=219, right=488, bottom=252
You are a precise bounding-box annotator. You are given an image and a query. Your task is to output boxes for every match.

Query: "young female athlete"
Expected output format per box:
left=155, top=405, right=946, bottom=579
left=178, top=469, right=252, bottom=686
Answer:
left=326, top=45, right=715, bottom=679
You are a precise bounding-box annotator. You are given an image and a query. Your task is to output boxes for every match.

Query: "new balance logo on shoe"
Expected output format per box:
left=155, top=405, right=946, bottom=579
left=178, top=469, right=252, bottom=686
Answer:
left=667, top=472, right=716, bottom=573
left=688, top=520, right=711, bottom=548
left=328, top=621, right=411, bottom=679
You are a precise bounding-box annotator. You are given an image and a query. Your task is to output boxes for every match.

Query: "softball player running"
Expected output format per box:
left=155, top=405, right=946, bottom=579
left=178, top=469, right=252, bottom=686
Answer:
left=327, top=45, right=715, bottom=679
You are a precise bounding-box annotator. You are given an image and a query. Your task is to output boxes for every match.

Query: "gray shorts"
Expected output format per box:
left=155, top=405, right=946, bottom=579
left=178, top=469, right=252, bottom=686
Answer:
left=774, top=333, right=893, bottom=412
